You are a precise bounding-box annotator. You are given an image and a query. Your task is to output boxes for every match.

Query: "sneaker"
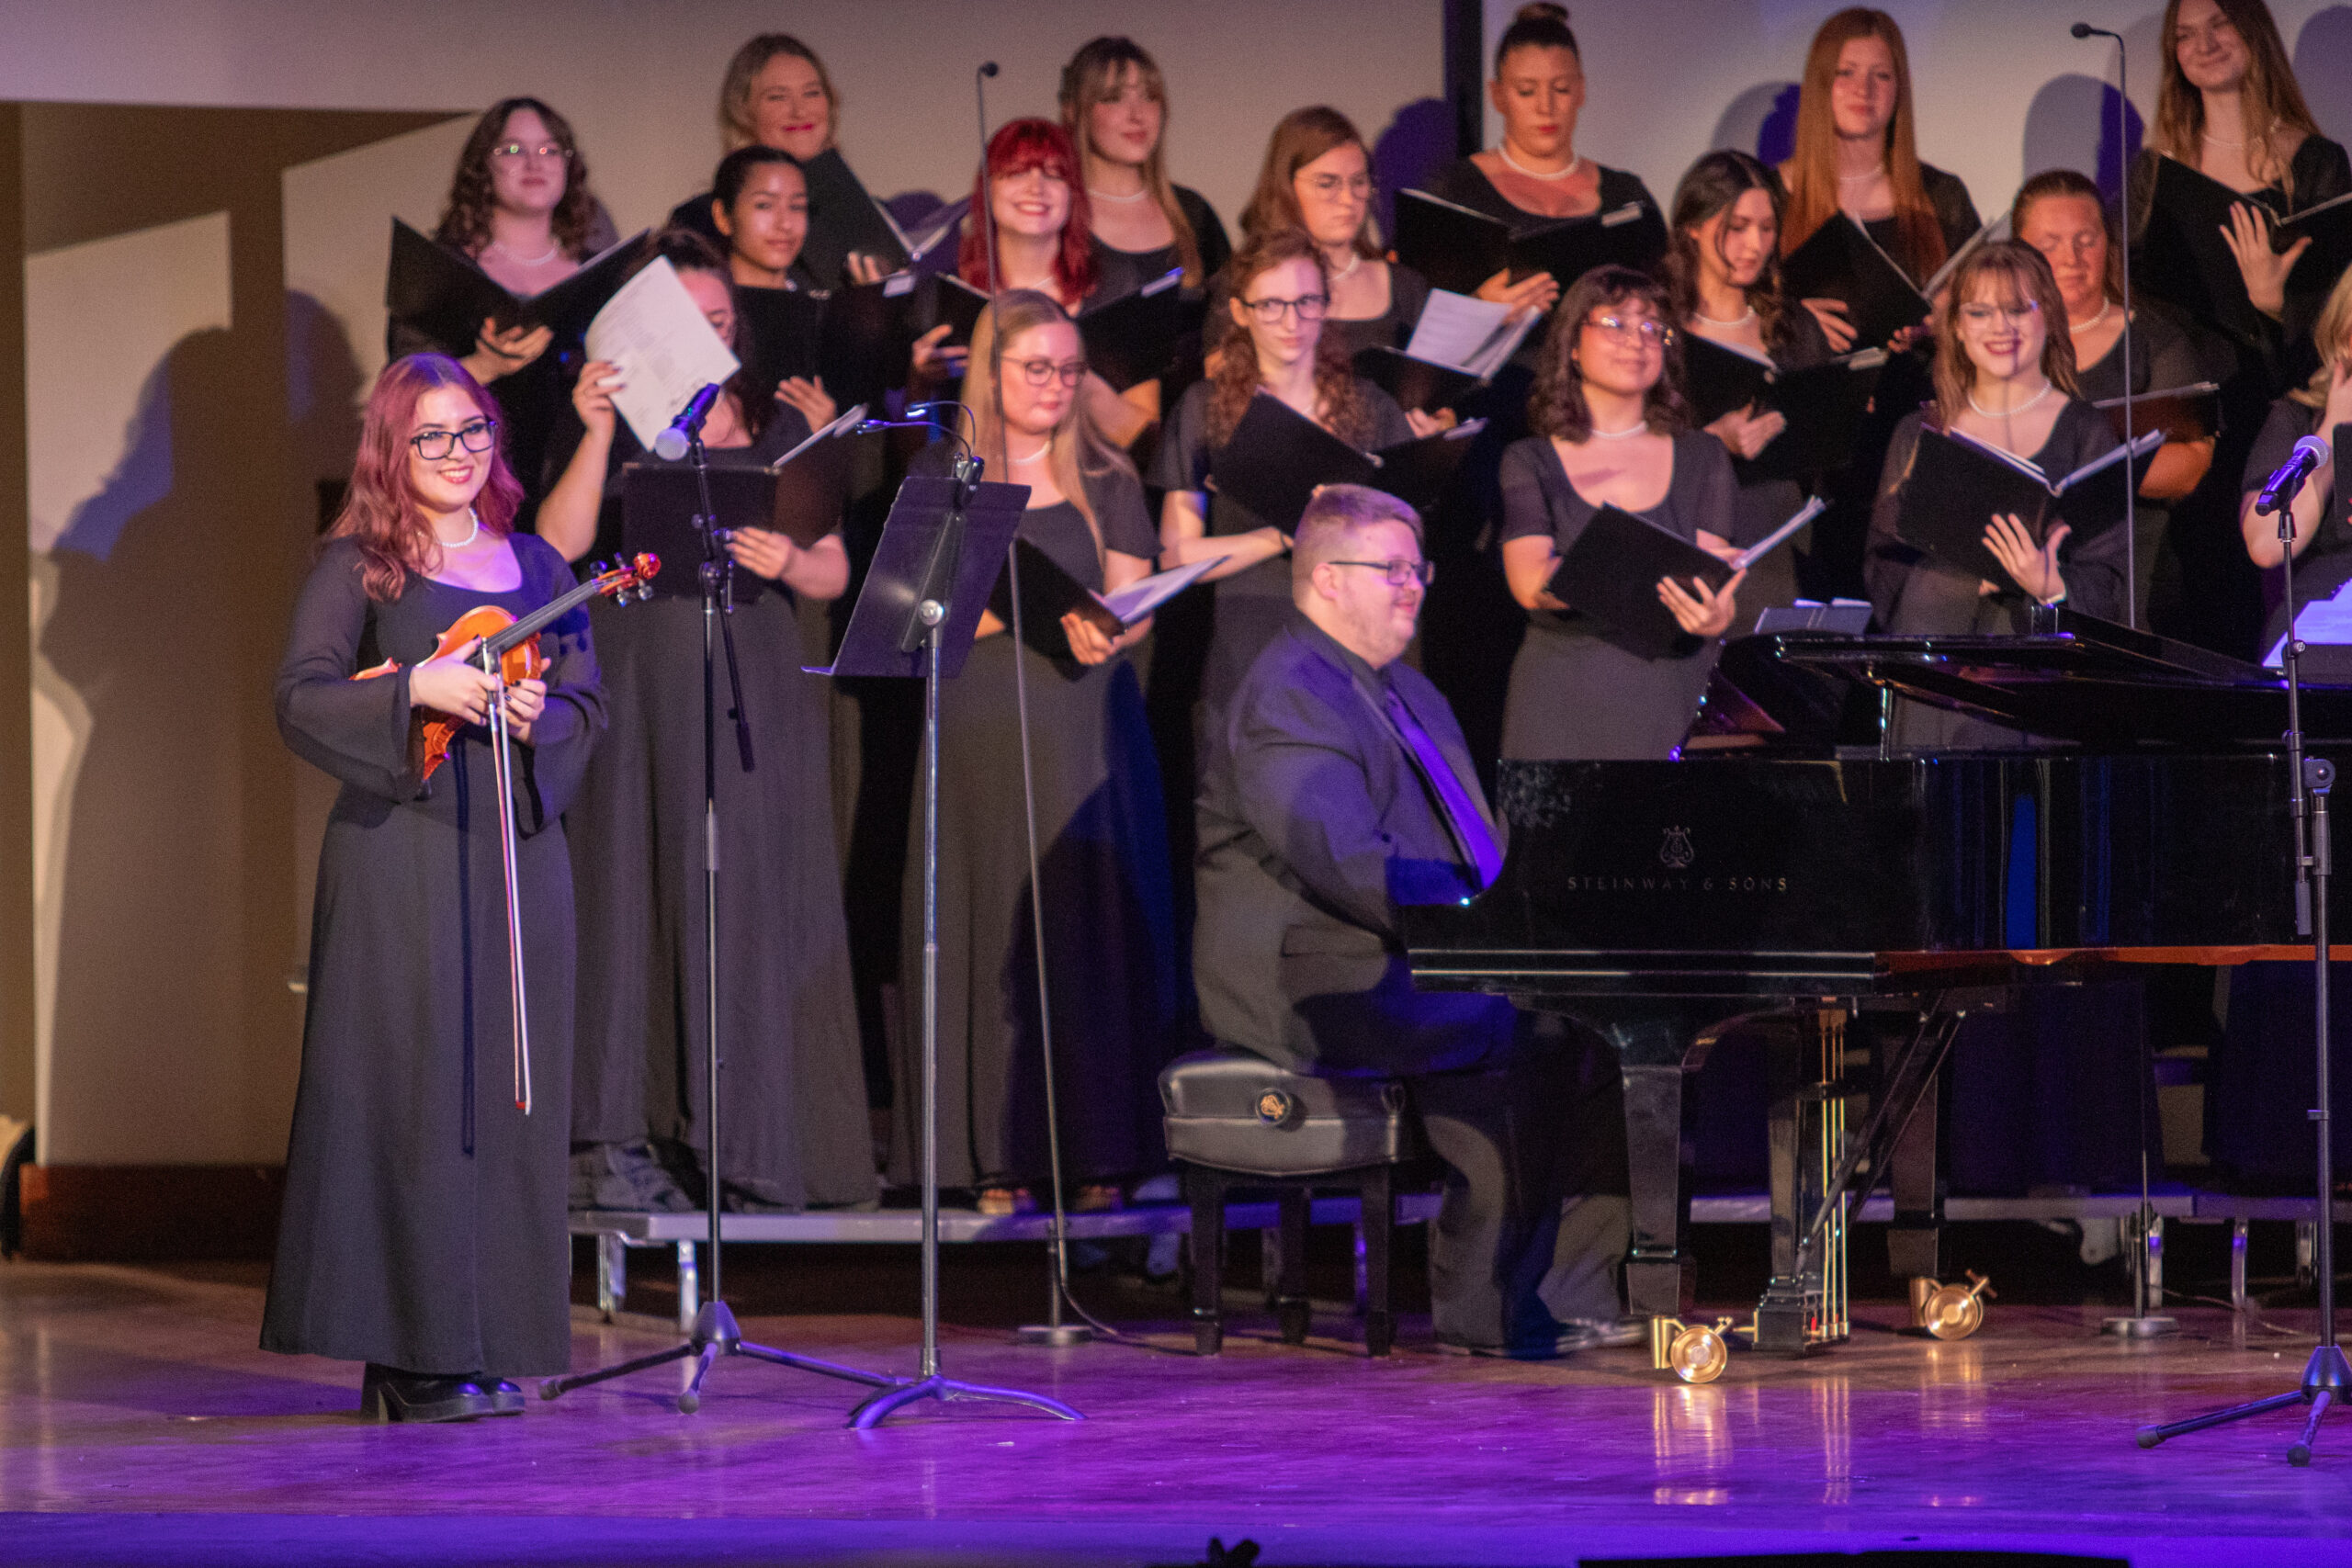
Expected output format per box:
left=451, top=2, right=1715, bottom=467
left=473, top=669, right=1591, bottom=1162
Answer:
left=569, top=1141, right=695, bottom=1213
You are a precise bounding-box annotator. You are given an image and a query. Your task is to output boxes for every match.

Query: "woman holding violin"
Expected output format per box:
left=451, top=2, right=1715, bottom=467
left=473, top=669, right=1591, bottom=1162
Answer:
left=263, top=354, right=606, bottom=1422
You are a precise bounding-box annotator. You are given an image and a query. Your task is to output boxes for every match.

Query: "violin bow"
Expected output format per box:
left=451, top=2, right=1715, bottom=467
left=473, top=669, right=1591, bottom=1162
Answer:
left=479, top=647, right=533, bottom=1115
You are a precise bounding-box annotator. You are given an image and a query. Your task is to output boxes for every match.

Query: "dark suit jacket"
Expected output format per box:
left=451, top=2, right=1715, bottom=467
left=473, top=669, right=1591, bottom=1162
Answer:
left=1194, top=611, right=1515, bottom=1076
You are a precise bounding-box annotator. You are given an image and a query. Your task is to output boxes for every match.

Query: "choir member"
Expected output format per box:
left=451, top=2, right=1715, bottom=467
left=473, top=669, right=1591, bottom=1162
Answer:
left=264, top=353, right=605, bottom=1420
left=1864, top=242, right=2128, bottom=748
left=2239, top=265, right=2352, bottom=638
left=956, top=118, right=1153, bottom=447
left=1058, top=35, right=1232, bottom=289
left=1423, top=4, right=1663, bottom=324
left=895, top=288, right=1177, bottom=1211
left=2143, top=0, right=2350, bottom=352
left=667, top=33, right=888, bottom=284
left=2013, top=170, right=2215, bottom=622
left=707, top=144, right=837, bottom=423
left=537, top=231, right=875, bottom=1214
left=1237, top=106, right=1430, bottom=363
left=1153, top=227, right=1419, bottom=713
left=1498, top=265, right=1743, bottom=761
left=390, top=98, right=617, bottom=525
left=1666, top=150, right=1836, bottom=621
left=1779, top=7, right=1980, bottom=349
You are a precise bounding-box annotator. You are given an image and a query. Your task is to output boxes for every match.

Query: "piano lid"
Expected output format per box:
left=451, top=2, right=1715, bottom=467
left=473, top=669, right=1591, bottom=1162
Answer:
left=1755, top=605, right=2352, bottom=746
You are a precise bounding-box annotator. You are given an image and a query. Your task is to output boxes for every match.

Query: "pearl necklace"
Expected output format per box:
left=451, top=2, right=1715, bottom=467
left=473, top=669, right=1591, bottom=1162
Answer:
left=1589, top=419, right=1649, bottom=440
left=1008, top=439, right=1053, bottom=464
left=435, top=508, right=481, bottom=549
left=489, top=238, right=561, bottom=266
left=1498, top=142, right=1582, bottom=181
left=1693, top=306, right=1756, bottom=328
left=1966, top=380, right=2054, bottom=421
left=2073, top=299, right=2113, bottom=332
left=1329, top=250, right=1363, bottom=283
left=1838, top=163, right=1888, bottom=184
left=2202, top=130, right=2246, bottom=150
left=1086, top=184, right=1151, bottom=204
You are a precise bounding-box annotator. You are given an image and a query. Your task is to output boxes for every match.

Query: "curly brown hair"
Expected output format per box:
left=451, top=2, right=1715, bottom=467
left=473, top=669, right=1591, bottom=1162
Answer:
left=1527, top=265, right=1688, bottom=441
left=434, top=98, right=598, bottom=261
left=1207, top=228, right=1371, bottom=448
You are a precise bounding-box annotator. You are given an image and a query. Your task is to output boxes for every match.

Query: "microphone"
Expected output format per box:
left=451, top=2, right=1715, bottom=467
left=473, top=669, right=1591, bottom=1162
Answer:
left=651, top=382, right=722, bottom=461
left=2257, top=434, right=2332, bottom=515
left=978, top=61, right=999, bottom=78
left=2071, top=21, right=2120, bottom=39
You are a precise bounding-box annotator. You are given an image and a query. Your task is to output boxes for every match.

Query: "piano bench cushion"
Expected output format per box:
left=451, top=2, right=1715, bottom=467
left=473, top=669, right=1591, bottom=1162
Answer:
left=1159, top=1049, right=1416, bottom=1178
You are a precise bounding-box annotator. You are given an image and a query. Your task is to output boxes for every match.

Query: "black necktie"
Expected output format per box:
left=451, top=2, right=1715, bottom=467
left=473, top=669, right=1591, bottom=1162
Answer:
left=1381, top=682, right=1505, bottom=890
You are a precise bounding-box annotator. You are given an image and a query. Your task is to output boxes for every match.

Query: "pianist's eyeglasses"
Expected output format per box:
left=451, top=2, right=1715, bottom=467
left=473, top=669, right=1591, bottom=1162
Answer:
left=1329, top=558, right=1437, bottom=587
left=1241, top=293, right=1330, bottom=323
left=410, top=419, right=500, bottom=460
left=1007, top=357, right=1087, bottom=388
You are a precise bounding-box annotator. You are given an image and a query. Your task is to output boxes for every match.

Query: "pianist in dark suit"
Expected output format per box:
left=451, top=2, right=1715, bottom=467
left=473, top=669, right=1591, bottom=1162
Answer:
left=1193, top=482, right=1628, bottom=1356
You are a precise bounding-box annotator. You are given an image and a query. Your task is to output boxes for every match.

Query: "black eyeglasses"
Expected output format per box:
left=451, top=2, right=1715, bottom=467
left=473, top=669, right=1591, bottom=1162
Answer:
left=1007, top=356, right=1086, bottom=388
left=410, top=419, right=499, bottom=460
left=1329, top=558, right=1435, bottom=587
left=1241, top=293, right=1329, bottom=324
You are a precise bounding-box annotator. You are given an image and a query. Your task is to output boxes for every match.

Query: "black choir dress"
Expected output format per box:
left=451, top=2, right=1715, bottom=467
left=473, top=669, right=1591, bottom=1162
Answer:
left=2070, top=305, right=2212, bottom=624
left=1699, top=305, right=1837, bottom=626
left=1498, top=429, right=1736, bottom=761
left=1864, top=400, right=2129, bottom=750
left=892, top=466, right=1179, bottom=1190
left=565, top=409, right=876, bottom=1208
left=1091, top=186, right=1233, bottom=288
left=1150, top=378, right=1415, bottom=714
left=264, top=535, right=605, bottom=1378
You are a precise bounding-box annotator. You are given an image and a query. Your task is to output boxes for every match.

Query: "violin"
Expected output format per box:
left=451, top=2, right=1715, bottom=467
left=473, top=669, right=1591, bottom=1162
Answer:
left=353, top=553, right=657, bottom=781
left=346, top=551, right=655, bottom=1114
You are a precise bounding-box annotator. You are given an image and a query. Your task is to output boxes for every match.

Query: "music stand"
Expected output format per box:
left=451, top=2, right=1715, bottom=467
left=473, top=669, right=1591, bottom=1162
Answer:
left=813, top=456, right=1083, bottom=1427
left=540, top=416, right=899, bottom=1415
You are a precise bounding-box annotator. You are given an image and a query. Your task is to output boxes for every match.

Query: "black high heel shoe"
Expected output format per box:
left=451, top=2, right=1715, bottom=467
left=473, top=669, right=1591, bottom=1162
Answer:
left=481, top=1377, right=526, bottom=1416
left=359, top=1363, right=495, bottom=1423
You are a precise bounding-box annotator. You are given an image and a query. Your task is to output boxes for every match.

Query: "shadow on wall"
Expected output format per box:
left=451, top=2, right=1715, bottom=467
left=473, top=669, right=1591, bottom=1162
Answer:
left=285, top=290, right=367, bottom=532
left=1713, top=83, right=1800, bottom=169
left=2296, top=6, right=2352, bottom=149
left=2022, top=75, right=2143, bottom=204
left=1372, top=97, right=1453, bottom=242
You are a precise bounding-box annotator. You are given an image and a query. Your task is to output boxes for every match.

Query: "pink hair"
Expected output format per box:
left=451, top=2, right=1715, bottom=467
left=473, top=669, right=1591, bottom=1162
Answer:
left=328, top=354, right=523, bottom=601
left=958, top=118, right=1099, bottom=303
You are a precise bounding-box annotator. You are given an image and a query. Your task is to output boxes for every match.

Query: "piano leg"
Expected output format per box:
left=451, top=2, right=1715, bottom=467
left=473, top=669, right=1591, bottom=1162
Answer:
left=1621, top=1061, right=1696, bottom=1320
left=1886, top=1058, right=1944, bottom=1289
left=1755, top=1011, right=1850, bottom=1355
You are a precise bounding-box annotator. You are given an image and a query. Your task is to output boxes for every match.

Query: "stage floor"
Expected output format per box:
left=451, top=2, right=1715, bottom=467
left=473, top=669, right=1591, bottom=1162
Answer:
left=4, top=1258, right=2350, bottom=1567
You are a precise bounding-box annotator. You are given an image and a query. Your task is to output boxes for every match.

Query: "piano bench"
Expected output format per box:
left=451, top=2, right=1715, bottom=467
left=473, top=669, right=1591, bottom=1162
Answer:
left=1159, top=1049, right=1417, bottom=1358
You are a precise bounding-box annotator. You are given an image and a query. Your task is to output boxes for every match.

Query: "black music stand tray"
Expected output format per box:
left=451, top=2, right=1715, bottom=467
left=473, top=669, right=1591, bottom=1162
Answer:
left=814, top=464, right=1083, bottom=1428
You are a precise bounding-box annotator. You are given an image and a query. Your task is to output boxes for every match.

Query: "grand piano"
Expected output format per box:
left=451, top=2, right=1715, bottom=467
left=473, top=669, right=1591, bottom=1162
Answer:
left=1405, top=606, right=2352, bottom=1359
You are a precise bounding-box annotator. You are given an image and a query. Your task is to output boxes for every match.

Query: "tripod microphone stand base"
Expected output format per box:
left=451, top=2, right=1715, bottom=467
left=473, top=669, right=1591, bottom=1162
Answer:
left=1013, top=1323, right=1093, bottom=1347
left=2102, top=1314, right=2179, bottom=1338
left=2138, top=1343, right=2351, bottom=1464
left=848, top=1371, right=1082, bottom=1429
left=541, top=1301, right=902, bottom=1416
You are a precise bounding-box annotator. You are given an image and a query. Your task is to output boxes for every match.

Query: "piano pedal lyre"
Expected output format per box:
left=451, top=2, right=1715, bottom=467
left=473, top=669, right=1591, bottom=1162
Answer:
left=1907, top=1270, right=1996, bottom=1340
left=1648, top=1314, right=1736, bottom=1383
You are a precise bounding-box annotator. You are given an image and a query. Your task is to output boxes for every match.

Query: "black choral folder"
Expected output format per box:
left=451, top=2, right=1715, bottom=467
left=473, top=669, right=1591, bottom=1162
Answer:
left=1352, top=346, right=1487, bottom=414
left=385, top=219, right=644, bottom=357
left=1392, top=187, right=1668, bottom=298
left=2132, top=154, right=2352, bottom=344
left=1211, top=395, right=1485, bottom=526
left=985, top=542, right=1216, bottom=660
left=2093, top=381, right=2221, bottom=443
left=1078, top=268, right=1199, bottom=391
left=1680, top=335, right=1888, bottom=481
left=733, top=284, right=824, bottom=396
left=619, top=411, right=865, bottom=593
left=1894, top=424, right=2163, bottom=592
left=1545, top=505, right=1736, bottom=660
left=1777, top=212, right=1931, bottom=350
left=797, top=148, right=912, bottom=290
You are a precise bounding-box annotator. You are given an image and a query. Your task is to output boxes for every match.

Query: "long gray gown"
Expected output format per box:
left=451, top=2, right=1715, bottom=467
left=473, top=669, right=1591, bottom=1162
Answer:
left=564, top=414, right=876, bottom=1207
left=263, top=534, right=604, bottom=1378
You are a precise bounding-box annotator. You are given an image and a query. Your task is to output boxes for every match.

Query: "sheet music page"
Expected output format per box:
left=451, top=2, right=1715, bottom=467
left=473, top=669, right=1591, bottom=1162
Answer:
left=585, top=257, right=743, bottom=450
left=2268, top=579, right=2352, bottom=666
left=1404, top=288, right=1526, bottom=375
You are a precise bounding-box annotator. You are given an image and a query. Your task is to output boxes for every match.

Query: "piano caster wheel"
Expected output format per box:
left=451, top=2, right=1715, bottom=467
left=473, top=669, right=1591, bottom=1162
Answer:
left=1649, top=1315, right=1734, bottom=1384
left=1912, top=1271, right=1996, bottom=1341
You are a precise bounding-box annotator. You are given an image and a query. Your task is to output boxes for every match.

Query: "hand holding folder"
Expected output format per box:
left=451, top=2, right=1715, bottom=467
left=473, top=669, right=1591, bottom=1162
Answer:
left=1894, top=424, right=2163, bottom=592
left=1211, top=394, right=1485, bottom=527
left=386, top=219, right=646, bottom=362
left=987, top=543, right=1216, bottom=661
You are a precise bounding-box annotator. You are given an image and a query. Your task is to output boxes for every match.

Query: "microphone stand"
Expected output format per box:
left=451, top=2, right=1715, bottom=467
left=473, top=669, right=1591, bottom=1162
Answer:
left=542, top=398, right=901, bottom=1414
left=2138, top=467, right=2347, bottom=1465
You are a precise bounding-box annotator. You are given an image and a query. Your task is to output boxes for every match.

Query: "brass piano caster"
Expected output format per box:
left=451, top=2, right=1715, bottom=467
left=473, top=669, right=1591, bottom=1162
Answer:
left=1909, top=1270, right=1996, bottom=1340
left=1648, top=1314, right=1735, bottom=1384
